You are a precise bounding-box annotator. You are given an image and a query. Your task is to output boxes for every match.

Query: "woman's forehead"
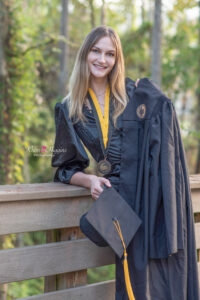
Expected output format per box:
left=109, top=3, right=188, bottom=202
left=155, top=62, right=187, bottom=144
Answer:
left=93, top=36, right=116, bottom=51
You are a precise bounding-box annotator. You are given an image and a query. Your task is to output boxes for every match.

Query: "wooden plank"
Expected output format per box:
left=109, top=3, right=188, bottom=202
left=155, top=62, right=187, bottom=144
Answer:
left=16, top=280, right=115, bottom=300
left=0, top=239, right=115, bottom=284
left=0, top=196, right=93, bottom=235
left=0, top=191, right=199, bottom=236
left=192, top=189, right=200, bottom=213
left=0, top=182, right=90, bottom=202
left=190, top=174, right=200, bottom=189
left=0, top=174, right=197, bottom=202
left=195, top=223, right=200, bottom=249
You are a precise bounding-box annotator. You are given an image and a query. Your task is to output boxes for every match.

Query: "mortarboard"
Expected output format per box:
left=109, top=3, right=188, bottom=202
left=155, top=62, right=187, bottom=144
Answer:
left=80, top=184, right=142, bottom=300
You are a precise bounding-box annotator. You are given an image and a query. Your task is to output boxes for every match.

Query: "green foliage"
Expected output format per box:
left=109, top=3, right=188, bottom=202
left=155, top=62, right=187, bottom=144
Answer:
left=88, top=265, right=115, bottom=283
left=0, top=0, right=40, bottom=184
left=7, top=278, right=44, bottom=299
left=121, top=22, right=152, bottom=79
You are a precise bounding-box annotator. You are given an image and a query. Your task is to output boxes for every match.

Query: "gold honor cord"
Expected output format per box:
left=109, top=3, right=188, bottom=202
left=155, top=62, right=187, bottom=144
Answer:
left=113, top=218, right=136, bottom=300
left=88, top=84, right=110, bottom=149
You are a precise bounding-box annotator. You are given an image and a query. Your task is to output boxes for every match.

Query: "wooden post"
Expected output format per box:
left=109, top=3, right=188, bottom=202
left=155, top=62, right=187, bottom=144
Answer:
left=44, top=230, right=57, bottom=292
left=44, top=227, right=87, bottom=292
left=56, top=227, right=87, bottom=290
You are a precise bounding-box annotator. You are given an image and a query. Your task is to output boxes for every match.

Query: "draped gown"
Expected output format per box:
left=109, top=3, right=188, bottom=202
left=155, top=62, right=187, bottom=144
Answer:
left=52, top=77, right=200, bottom=300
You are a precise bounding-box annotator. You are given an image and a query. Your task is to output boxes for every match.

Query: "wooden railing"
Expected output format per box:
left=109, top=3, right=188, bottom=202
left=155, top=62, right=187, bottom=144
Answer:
left=0, top=175, right=199, bottom=300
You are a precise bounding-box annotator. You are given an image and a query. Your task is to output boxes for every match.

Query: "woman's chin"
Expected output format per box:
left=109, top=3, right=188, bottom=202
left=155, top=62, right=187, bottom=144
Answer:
left=90, top=72, right=109, bottom=80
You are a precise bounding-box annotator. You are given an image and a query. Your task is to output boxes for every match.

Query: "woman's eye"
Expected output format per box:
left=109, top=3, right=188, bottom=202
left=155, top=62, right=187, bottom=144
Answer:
left=92, top=49, right=98, bottom=53
left=107, top=53, right=114, bottom=57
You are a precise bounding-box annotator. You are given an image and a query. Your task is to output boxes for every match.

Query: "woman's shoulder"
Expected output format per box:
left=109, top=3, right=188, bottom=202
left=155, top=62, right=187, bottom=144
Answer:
left=53, top=98, right=71, bottom=127
left=124, top=77, right=136, bottom=98
left=125, top=77, right=135, bottom=89
left=125, top=77, right=144, bottom=91
left=125, top=77, right=169, bottom=99
left=125, top=76, right=150, bottom=89
left=54, top=96, right=70, bottom=113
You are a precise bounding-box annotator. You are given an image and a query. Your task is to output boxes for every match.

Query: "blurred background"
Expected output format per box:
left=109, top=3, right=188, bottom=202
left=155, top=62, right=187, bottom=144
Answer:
left=0, top=0, right=200, bottom=298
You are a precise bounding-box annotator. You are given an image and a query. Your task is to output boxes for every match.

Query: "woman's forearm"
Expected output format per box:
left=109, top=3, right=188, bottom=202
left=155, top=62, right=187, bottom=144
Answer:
left=69, top=171, right=97, bottom=189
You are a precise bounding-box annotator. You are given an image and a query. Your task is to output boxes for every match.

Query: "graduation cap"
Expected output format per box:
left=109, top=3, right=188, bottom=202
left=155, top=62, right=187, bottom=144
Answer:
left=80, top=184, right=142, bottom=300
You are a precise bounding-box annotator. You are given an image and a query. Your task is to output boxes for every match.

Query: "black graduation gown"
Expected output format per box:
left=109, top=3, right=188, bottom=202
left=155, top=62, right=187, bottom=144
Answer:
left=52, top=77, right=199, bottom=300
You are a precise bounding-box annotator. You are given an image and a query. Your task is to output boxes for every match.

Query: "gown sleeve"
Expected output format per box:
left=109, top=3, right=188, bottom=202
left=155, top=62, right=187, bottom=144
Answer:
left=148, top=98, right=190, bottom=258
left=51, top=102, right=90, bottom=184
left=149, top=98, right=199, bottom=296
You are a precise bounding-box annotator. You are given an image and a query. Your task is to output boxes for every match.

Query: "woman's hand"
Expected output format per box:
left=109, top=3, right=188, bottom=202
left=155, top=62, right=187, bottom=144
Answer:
left=90, top=175, right=111, bottom=200
left=135, top=78, right=140, bottom=87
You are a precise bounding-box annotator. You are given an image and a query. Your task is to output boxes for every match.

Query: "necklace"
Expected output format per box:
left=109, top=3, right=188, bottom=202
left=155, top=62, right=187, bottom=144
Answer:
left=90, top=86, right=107, bottom=97
left=96, top=90, right=106, bottom=97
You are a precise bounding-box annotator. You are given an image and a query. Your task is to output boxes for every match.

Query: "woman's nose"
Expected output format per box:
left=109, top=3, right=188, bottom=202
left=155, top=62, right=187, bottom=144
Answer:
left=98, top=53, right=106, bottom=63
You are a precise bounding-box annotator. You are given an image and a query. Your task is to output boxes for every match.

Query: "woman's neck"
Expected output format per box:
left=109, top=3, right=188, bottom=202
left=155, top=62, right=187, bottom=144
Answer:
left=89, top=77, right=108, bottom=96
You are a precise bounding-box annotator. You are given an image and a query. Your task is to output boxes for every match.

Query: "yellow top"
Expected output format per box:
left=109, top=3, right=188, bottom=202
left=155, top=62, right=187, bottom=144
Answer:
left=88, top=83, right=110, bottom=149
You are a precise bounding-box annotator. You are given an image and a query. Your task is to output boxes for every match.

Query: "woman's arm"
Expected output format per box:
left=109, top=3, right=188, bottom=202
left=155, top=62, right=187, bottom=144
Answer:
left=69, top=172, right=96, bottom=189
left=70, top=172, right=111, bottom=200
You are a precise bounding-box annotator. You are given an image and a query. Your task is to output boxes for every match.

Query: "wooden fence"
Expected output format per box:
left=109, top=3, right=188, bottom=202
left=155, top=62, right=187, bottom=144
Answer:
left=0, top=175, right=199, bottom=299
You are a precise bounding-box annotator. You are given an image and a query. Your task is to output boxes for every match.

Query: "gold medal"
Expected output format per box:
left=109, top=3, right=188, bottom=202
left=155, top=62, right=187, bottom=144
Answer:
left=97, top=158, right=112, bottom=175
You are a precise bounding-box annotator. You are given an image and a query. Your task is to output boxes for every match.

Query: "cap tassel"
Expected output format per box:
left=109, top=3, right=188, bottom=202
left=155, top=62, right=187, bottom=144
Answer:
left=113, top=218, right=135, bottom=300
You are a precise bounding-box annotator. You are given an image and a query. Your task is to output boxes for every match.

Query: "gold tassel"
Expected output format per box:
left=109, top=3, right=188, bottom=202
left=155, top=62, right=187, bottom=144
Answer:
left=113, top=218, right=136, bottom=300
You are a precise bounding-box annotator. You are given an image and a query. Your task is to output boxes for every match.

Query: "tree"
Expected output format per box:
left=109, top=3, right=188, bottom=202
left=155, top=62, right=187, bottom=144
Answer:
left=101, top=0, right=106, bottom=25
left=0, top=0, right=12, bottom=185
left=59, top=0, right=69, bottom=97
left=151, top=0, right=162, bottom=87
left=195, top=0, right=200, bottom=173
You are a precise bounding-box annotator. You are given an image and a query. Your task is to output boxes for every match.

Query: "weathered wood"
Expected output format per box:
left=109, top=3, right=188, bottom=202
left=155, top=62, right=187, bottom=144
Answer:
left=198, top=262, right=200, bottom=286
left=0, top=176, right=199, bottom=298
left=190, top=174, right=200, bottom=189
left=44, top=230, right=57, bottom=292
left=191, top=189, right=200, bottom=213
left=0, top=176, right=198, bottom=202
left=0, top=196, right=93, bottom=235
left=0, top=239, right=114, bottom=284
left=56, top=227, right=87, bottom=290
left=0, top=183, right=198, bottom=236
left=16, top=280, right=115, bottom=300
left=195, top=223, right=200, bottom=249
left=0, top=182, right=90, bottom=202
left=44, top=228, right=87, bottom=293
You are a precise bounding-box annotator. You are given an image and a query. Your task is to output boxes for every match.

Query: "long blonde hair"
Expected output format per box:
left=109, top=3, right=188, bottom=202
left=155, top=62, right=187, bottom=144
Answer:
left=65, top=25, right=129, bottom=128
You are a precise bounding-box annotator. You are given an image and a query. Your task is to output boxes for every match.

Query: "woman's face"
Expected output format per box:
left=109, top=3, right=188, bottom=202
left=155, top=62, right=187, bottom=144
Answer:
left=87, top=36, right=116, bottom=80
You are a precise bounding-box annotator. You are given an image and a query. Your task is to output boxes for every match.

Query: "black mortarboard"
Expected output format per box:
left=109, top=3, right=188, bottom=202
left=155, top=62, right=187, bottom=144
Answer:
left=80, top=184, right=142, bottom=258
left=80, top=184, right=142, bottom=300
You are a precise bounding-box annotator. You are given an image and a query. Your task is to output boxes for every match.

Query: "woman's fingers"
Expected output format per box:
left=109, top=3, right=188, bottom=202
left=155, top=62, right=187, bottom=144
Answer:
left=99, top=177, right=111, bottom=188
left=92, top=192, right=99, bottom=200
left=135, top=78, right=140, bottom=87
left=91, top=177, right=111, bottom=200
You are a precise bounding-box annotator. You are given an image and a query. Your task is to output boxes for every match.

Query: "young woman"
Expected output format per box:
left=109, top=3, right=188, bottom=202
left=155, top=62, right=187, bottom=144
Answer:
left=52, top=25, right=199, bottom=300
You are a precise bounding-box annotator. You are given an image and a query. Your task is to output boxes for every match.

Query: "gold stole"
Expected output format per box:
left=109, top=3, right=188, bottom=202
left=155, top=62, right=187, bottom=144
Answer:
left=88, top=83, right=110, bottom=149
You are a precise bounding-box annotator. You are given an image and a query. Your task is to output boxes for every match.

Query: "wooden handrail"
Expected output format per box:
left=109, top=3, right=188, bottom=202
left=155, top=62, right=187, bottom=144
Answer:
left=0, top=174, right=199, bottom=300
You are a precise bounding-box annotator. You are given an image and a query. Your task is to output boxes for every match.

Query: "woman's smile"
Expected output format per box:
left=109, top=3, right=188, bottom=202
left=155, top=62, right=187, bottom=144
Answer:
left=93, top=64, right=107, bottom=70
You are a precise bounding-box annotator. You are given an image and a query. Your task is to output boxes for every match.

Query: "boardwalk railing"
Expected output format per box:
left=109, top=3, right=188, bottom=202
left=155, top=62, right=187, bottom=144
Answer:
left=0, top=175, right=199, bottom=299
